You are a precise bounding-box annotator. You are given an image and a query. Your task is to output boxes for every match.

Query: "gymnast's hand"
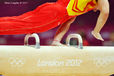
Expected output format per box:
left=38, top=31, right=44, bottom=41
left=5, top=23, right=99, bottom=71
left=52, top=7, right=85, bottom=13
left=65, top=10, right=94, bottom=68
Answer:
left=51, top=40, right=65, bottom=46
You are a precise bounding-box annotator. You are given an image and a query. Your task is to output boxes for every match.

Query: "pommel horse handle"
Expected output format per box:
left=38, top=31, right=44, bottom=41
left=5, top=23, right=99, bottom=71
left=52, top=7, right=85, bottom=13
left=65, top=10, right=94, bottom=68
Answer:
left=66, top=34, right=83, bottom=49
left=24, top=33, right=40, bottom=48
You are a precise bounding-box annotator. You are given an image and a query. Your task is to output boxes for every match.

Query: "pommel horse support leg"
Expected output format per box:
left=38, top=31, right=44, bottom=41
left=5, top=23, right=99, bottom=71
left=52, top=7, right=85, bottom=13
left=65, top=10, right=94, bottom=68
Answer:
left=0, top=33, right=114, bottom=76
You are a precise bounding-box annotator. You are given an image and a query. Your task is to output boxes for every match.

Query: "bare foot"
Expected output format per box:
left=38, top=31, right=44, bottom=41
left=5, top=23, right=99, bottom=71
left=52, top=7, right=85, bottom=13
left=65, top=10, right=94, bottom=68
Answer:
left=91, top=31, right=104, bottom=41
left=51, top=41, right=65, bottom=46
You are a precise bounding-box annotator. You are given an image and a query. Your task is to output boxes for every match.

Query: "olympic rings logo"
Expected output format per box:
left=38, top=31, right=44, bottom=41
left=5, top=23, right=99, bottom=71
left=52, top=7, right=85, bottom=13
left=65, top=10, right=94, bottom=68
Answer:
left=93, top=57, right=114, bottom=67
left=8, top=57, right=25, bottom=67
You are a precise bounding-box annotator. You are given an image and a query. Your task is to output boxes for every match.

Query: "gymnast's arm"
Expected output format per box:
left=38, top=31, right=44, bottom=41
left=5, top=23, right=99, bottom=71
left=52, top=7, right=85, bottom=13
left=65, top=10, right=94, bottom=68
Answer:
left=93, top=0, right=109, bottom=33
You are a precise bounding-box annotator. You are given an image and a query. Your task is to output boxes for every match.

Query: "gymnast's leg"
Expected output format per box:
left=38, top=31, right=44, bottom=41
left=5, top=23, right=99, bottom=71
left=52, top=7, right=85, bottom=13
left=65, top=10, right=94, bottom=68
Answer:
left=92, top=0, right=109, bottom=41
left=52, top=17, right=76, bottom=46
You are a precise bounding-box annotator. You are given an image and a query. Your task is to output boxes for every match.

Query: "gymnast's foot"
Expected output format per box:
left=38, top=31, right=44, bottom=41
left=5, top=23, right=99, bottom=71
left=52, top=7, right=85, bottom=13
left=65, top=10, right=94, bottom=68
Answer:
left=51, top=40, right=65, bottom=46
left=91, top=31, right=104, bottom=41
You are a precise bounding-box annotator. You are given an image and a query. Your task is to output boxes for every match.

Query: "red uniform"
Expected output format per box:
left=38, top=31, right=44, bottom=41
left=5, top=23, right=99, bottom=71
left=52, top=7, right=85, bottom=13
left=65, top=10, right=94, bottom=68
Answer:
left=0, top=0, right=96, bottom=35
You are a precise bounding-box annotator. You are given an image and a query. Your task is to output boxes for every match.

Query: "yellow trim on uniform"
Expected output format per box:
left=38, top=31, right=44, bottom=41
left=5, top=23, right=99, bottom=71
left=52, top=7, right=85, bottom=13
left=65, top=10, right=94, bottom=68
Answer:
left=66, top=0, right=97, bottom=16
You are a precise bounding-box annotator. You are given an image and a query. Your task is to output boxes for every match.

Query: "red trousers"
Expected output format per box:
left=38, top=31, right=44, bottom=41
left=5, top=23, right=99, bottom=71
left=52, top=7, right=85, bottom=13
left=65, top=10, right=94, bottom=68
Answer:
left=0, top=2, right=73, bottom=35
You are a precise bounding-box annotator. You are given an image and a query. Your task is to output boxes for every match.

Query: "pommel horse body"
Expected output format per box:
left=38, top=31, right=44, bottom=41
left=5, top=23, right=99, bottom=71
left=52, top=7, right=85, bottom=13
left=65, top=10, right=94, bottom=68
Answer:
left=0, top=33, right=114, bottom=76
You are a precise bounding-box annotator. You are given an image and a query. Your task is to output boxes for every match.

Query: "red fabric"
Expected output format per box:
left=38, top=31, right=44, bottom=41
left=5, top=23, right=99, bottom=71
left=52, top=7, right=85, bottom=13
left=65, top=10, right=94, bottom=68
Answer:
left=57, top=0, right=70, bottom=7
left=0, top=2, right=73, bottom=35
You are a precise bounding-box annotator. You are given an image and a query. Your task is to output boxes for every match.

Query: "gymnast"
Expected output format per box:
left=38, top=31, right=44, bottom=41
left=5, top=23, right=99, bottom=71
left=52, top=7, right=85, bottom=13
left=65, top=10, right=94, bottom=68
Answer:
left=0, top=0, right=109, bottom=46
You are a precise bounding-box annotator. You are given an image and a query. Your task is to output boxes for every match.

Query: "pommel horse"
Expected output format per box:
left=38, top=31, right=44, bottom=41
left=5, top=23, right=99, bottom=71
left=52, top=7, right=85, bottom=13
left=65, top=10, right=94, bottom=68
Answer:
left=0, top=33, right=114, bottom=76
